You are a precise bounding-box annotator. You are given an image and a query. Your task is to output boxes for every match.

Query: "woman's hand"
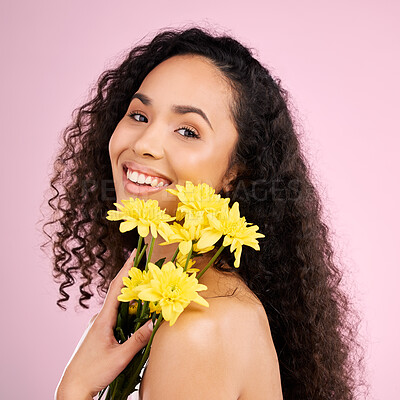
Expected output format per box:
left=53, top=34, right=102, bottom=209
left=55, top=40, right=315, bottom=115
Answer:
left=55, top=251, right=153, bottom=400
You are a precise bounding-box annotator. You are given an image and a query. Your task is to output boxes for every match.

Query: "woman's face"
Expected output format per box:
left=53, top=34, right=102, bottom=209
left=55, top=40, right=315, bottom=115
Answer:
left=109, top=54, right=238, bottom=215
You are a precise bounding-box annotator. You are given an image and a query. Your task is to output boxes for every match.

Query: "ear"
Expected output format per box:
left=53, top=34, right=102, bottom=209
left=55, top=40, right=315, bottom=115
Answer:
left=221, top=164, right=239, bottom=193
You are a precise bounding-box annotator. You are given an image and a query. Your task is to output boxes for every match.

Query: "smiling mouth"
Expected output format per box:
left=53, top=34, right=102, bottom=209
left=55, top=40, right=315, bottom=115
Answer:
left=123, top=166, right=171, bottom=188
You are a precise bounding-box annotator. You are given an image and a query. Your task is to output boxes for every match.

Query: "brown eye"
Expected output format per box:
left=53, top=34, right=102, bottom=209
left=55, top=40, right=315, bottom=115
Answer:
left=176, top=126, right=199, bottom=139
left=129, top=112, right=148, bottom=123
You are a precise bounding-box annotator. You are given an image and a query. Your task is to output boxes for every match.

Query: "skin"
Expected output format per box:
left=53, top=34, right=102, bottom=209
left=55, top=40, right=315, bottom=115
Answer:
left=56, top=55, right=283, bottom=399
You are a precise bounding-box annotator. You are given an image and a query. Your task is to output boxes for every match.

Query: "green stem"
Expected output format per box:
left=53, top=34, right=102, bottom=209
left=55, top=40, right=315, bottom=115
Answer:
left=132, top=237, right=155, bottom=333
left=134, top=301, right=149, bottom=332
left=171, top=246, right=179, bottom=263
left=134, top=300, right=151, bottom=332
left=133, top=236, right=144, bottom=268
left=196, top=245, right=226, bottom=280
left=184, top=245, right=193, bottom=272
left=136, top=243, right=148, bottom=266
left=144, top=236, right=156, bottom=272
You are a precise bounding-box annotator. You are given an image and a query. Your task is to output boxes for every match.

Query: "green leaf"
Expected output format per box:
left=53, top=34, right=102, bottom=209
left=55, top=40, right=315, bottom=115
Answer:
left=116, top=312, right=122, bottom=330
left=155, top=257, right=166, bottom=268
left=115, top=327, right=126, bottom=342
left=120, top=301, right=129, bottom=321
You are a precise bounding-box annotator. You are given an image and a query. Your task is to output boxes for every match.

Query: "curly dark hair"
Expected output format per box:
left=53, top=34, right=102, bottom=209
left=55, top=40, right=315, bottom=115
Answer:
left=43, top=27, right=364, bottom=399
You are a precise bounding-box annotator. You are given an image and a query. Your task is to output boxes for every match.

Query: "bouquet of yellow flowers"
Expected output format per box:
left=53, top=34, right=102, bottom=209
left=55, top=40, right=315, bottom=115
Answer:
left=98, top=182, right=264, bottom=399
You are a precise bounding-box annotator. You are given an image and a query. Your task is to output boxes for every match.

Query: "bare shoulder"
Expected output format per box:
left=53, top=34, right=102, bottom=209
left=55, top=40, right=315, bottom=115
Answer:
left=139, top=270, right=283, bottom=400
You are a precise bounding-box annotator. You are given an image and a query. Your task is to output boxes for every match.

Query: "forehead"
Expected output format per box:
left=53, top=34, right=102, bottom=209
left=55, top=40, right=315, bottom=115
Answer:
left=137, top=55, right=234, bottom=124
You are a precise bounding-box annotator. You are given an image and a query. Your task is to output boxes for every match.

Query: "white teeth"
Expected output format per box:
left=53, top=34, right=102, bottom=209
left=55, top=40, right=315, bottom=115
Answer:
left=126, top=168, right=169, bottom=187
left=127, top=170, right=139, bottom=183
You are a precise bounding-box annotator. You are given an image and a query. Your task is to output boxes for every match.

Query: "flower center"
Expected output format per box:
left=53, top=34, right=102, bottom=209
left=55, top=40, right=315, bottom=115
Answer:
left=167, top=284, right=181, bottom=298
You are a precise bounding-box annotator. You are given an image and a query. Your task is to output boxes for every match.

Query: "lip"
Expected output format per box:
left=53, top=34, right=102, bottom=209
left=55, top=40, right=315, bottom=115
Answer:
left=121, top=160, right=172, bottom=196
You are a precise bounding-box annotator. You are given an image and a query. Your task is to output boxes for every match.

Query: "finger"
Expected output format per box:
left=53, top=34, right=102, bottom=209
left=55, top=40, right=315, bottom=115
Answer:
left=100, top=249, right=137, bottom=318
left=117, top=320, right=154, bottom=362
left=113, top=248, right=137, bottom=285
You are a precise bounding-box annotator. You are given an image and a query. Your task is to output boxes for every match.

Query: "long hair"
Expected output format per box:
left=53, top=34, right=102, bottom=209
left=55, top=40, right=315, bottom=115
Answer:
left=43, top=27, right=363, bottom=399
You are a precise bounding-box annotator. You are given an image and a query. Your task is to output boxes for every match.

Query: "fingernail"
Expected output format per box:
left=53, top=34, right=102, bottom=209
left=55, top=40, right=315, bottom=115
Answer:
left=147, top=320, right=154, bottom=332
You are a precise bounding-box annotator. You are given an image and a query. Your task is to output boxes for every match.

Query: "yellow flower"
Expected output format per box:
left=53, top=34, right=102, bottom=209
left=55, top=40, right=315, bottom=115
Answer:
left=158, top=222, right=195, bottom=255
left=119, top=267, right=160, bottom=315
left=149, top=300, right=162, bottom=314
left=175, top=251, right=199, bottom=274
left=158, top=222, right=214, bottom=255
left=117, top=267, right=147, bottom=302
left=196, top=202, right=265, bottom=268
left=128, top=302, right=138, bottom=315
left=138, top=262, right=209, bottom=326
left=167, top=181, right=229, bottom=225
left=106, top=198, right=174, bottom=238
left=141, top=269, right=153, bottom=287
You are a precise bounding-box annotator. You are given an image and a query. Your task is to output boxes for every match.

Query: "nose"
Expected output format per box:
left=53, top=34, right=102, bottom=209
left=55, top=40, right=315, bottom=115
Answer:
left=131, top=122, right=165, bottom=159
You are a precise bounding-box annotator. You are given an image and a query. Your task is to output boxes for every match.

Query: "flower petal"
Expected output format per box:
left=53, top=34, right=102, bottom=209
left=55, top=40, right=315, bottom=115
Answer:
left=230, top=202, right=241, bottom=220
left=179, top=240, right=192, bottom=255
left=148, top=263, right=163, bottom=281
left=168, top=311, right=181, bottom=326
left=150, top=223, right=158, bottom=238
left=138, top=288, right=161, bottom=302
left=120, top=220, right=138, bottom=233
left=233, top=246, right=242, bottom=268
left=118, top=292, right=136, bottom=302
left=222, top=235, right=232, bottom=247
left=122, top=276, right=132, bottom=287
left=192, top=294, right=209, bottom=308
left=138, top=223, right=150, bottom=238
left=162, top=303, right=173, bottom=322
left=196, top=229, right=222, bottom=249
left=173, top=302, right=184, bottom=314
left=106, top=210, right=125, bottom=221
left=162, top=261, right=177, bottom=273
left=195, top=283, right=208, bottom=292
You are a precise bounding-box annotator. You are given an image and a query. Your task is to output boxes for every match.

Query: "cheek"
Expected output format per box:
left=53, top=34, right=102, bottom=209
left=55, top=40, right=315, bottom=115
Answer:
left=108, top=125, right=125, bottom=164
left=108, top=134, right=115, bottom=162
left=172, top=142, right=233, bottom=189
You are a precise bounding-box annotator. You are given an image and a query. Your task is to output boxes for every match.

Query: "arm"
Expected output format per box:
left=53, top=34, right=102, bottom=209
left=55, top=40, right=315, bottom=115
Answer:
left=55, top=251, right=153, bottom=400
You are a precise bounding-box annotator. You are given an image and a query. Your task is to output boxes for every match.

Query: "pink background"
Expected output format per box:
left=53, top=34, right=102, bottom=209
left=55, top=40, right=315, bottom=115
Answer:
left=1, top=1, right=399, bottom=398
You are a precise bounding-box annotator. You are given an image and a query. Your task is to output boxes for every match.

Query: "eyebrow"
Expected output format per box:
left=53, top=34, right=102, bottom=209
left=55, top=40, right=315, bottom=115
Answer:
left=131, top=92, right=213, bottom=130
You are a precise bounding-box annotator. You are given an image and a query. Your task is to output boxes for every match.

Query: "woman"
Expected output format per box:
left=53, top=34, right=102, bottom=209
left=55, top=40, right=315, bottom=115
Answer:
left=46, top=27, right=361, bottom=399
